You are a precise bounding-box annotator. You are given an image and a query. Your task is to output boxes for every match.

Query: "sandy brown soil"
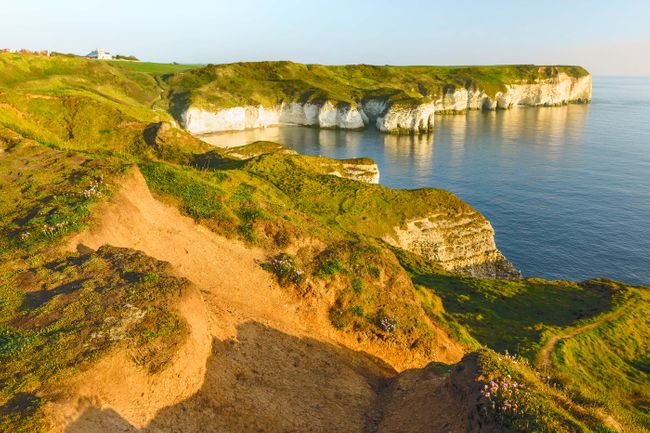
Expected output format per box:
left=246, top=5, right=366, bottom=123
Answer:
left=46, top=168, right=471, bottom=433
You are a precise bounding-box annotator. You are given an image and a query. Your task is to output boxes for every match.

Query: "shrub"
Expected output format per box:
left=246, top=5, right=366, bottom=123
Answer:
left=351, top=305, right=364, bottom=317
left=261, top=253, right=304, bottom=286
left=352, top=278, right=363, bottom=294
left=479, top=375, right=535, bottom=425
left=377, top=313, right=397, bottom=333
left=114, top=54, right=139, bottom=61
left=316, top=257, right=346, bottom=278
left=329, top=306, right=349, bottom=329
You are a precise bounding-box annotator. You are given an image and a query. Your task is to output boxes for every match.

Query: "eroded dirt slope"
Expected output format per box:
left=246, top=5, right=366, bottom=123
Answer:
left=49, top=168, right=471, bottom=433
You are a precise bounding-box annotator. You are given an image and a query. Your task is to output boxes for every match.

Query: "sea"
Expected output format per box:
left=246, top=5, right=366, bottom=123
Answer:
left=202, top=77, right=650, bottom=285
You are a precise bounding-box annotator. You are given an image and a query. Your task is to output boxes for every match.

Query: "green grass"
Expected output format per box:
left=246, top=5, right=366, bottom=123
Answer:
left=0, top=246, right=189, bottom=433
left=473, top=349, right=620, bottom=433
left=0, top=143, right=127, bottom=255
left=411, top=272, right=615, bottom=358
left=0, top=53, right=159, bottom=108
left=222, top=140, right=297, bottom=160
left=241, top=151, right=478, bottom=239
left=550, top=287, right=650, bottom=432
left=398, top=250, right=614, bottom=353
left=108, top=60, right=205, bottom=75
left=139, top=159, right=317, bottom=247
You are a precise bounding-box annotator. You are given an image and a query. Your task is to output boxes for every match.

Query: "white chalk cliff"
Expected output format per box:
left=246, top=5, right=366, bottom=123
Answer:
left=180, top=99, right=435, bottom=135
left=435, top=73, right=592, bottom=112
left=181, top=101, right=366, bottom=135
left=371, top=101, right=435, bottom=134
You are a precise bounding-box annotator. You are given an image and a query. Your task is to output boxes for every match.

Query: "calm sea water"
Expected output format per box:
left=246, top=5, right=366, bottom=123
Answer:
left=203, top=78, right=650, bottom=285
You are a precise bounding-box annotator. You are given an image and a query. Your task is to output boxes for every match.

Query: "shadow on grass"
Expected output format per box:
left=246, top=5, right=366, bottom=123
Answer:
left=410, top=269, right=617, bottom=356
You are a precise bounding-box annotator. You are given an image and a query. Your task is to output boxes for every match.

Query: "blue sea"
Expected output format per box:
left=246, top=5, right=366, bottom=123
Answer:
left=203, top=78, right=650, bottom=285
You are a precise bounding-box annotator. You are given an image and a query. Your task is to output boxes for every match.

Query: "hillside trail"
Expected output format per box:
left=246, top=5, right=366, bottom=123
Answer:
left=533, top=309, right=628, bottom=433
left=51, top=167, right=469, bottom=433
left=535, top=307, right=628, bottom=370
left=151, top=74, right=167, bottom=113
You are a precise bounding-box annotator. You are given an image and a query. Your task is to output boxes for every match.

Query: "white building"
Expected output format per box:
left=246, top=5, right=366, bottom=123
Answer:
left=86, top=49, right=112, bottom=60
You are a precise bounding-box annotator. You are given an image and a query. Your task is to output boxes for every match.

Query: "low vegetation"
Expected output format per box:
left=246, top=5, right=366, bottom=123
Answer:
left=473, top=349, right=621, bottom=433
left=0, top=246, right=190, bottom=433
left=108, top=60, right=205, bottom=75
left=0, top=143, right=126, bottom=255
left=398, top=251, right=617, bottom=358
left=241, top=150, right=476, bottom=239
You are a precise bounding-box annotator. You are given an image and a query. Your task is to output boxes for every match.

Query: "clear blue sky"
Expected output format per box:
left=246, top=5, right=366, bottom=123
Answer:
left=2, top=0, right=649, bottom=75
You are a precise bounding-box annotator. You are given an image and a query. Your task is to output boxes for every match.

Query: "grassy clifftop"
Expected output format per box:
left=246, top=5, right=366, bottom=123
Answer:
left=0, top=53, right=590, bottom=123
left=166, top=61, right=590, bottom=110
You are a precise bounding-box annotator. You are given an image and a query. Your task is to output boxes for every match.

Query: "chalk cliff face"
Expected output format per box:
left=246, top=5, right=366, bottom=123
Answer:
left=181, top=101, right=366, bottom=134
left=181, top=100, right=434, bottom=135
left=495, top=73, right=592, bottom=109
left=383, top=210, right=520, bottom=279
left=436, top=73, right=592, bottom=112
left=369, top=101, right=435, bottom=134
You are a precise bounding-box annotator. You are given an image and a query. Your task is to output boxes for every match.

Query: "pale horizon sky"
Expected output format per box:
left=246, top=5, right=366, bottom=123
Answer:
left=2, top=0, right=649, bottom=75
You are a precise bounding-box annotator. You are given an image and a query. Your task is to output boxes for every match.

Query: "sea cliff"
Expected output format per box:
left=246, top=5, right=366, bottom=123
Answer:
left=181, top=99, right=435, bottom=135
left=383, top=210, right=520, bottom=279
left=435, top=69, right=592, bottom=112
left=169, top=62, right=591, bottom=136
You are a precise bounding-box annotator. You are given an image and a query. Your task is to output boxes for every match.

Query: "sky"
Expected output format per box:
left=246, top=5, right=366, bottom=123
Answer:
left=2, top=0, right=649, bottom=75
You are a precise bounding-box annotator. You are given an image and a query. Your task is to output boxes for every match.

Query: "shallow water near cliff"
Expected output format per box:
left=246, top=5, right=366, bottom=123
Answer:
left=202, top=77, right=650, bottom=285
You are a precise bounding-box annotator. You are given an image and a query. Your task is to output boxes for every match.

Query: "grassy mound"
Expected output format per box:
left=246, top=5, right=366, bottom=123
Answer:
left=0, top=244, right=191, bottom=433
left=467, top=349, right=623, bottom=433
left=241, top=151, right=475, bottom=238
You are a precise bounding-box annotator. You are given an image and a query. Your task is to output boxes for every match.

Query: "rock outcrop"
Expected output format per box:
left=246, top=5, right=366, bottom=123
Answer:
left=325, top=159, right=380, bottom=184
left=365, top=100, right=435, bottom=134
left=436, top=72, right=592, bottom=112
left=383, top=210, right=520, bottom=279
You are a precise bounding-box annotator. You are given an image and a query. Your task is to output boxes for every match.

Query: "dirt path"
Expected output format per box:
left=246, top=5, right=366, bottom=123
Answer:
left=150, top=75, right=166, bottom=112
left=535, top=308, right=627, bottom=370
left=69, top=169, right=299, bottom=327
left=56, top=168, right=389, bottom=432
